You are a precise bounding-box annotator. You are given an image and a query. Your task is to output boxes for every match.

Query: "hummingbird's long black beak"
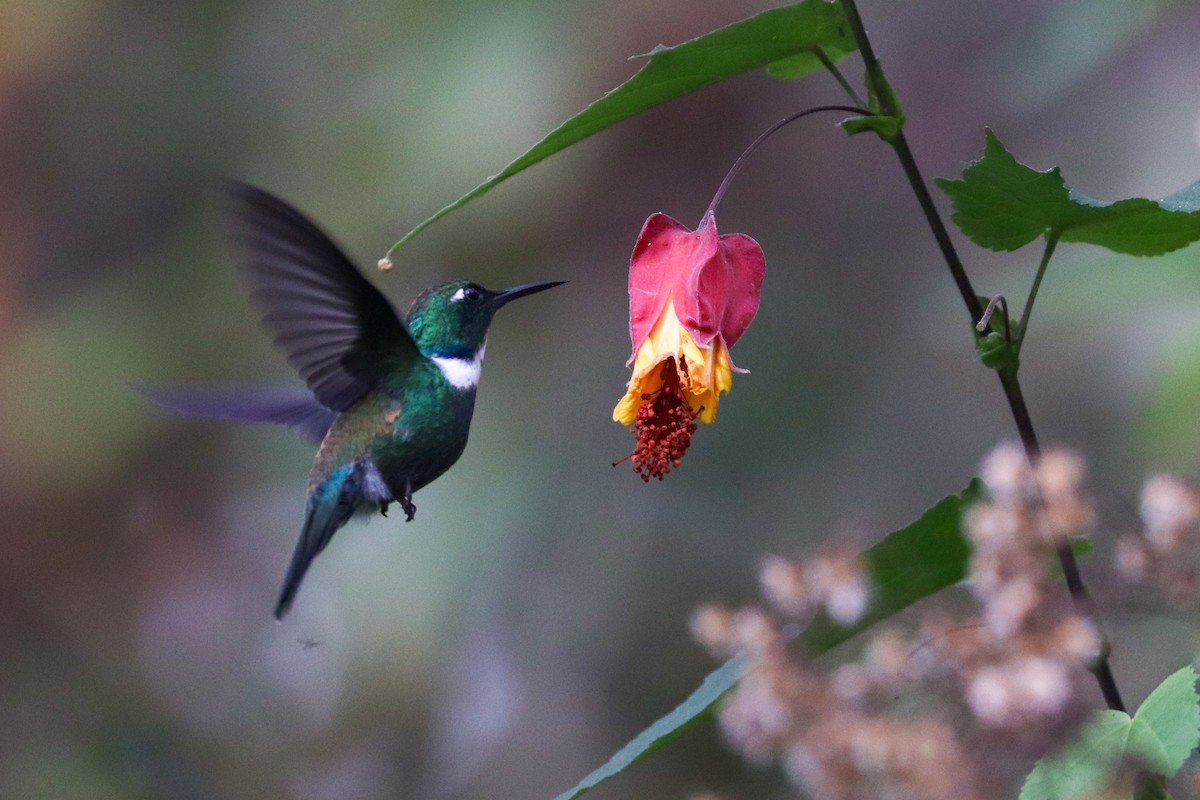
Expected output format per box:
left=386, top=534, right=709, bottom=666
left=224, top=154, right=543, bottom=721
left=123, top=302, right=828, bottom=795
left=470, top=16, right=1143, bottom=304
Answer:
left=491, top=280, right=568, bottom=308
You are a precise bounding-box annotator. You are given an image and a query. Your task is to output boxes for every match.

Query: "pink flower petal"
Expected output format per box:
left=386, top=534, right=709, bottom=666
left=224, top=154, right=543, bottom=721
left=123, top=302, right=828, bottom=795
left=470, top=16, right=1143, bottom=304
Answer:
left=673, top=218, right=764, bottom=348
left=626, top=213, right=764, bottom=353
left=716, top=232, right=765, bottom=348
left=627, top=213, right=693, bottom=354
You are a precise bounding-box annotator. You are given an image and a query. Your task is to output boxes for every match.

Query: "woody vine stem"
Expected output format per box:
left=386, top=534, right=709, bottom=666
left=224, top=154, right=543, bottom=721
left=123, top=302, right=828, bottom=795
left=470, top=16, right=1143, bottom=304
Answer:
left=837, top=0, right=1128, bottom=713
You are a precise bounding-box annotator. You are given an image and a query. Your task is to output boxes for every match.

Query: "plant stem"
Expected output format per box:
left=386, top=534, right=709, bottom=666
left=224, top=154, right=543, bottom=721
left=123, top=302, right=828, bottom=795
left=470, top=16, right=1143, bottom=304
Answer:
left=887, top=133, right=984, bottom=322
left=1016, top=233, right=1059, bottom=349
left=816, top=47, right=867, bottom=108
left=704, top=104, right=867, bottom=223
left=997, top=369, right=1127, bottom=712
left=839, top=0, right=895, bottom=117
left=840, top=0, right=1127, bottom=713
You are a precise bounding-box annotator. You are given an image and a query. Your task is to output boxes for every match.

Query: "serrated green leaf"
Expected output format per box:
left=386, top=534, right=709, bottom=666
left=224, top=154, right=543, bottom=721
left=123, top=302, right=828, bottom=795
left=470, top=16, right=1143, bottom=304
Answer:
left=550, top=655, right=751, bottom=800
left=935, top=129, right=1200, bottom=256
left=1127, top=666, right=1200, bottom=775
left=552, top=483, right=982, bottom=799
left=394, top=1, right=856, bottom=250
left=1021, top=711, right=1133, bottom=800
left=1021, top=666, right=1200, bottom=800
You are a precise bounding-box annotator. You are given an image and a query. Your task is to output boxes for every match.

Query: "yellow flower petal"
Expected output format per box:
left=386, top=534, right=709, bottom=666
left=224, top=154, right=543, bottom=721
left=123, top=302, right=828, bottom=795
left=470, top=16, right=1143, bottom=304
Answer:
left=613, top=297, right=734, bottom=425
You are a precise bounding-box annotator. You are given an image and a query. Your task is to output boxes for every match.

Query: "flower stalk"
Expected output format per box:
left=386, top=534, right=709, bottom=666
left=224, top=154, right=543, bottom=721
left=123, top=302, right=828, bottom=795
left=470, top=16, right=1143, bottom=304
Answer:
left=704, top=104, right=868, bottom=223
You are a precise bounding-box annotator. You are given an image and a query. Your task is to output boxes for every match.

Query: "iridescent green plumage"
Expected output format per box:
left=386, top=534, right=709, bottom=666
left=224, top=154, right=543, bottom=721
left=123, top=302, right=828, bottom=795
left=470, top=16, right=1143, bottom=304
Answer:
left=151, top=184, right=564, bottom=619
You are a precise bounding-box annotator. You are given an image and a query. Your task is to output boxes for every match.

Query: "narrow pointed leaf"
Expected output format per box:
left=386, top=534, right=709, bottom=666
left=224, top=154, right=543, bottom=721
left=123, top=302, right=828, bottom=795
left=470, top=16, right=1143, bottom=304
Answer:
left=551, top=655, right=750, bottom=800
left=552, top=483, right=980, bottom=799
left=801, top=481, right=980, bottom=651
left=936, top=129, right=1200, bottom=255
left=395, top=1, right=856, bottom=249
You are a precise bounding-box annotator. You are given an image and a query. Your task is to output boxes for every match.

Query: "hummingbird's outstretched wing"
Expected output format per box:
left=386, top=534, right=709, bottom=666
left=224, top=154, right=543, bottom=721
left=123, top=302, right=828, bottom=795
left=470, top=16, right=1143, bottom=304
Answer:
left=138, top=386, right=336, bottom=443
left=225, top=182, right=421, bottom=412
left=275, top=463, right=366, bottom=619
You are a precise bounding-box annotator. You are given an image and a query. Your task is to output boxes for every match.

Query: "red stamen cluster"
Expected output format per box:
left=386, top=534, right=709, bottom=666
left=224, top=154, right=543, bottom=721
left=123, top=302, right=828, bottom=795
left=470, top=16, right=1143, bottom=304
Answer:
left=615, top=358, right=698, bottom=481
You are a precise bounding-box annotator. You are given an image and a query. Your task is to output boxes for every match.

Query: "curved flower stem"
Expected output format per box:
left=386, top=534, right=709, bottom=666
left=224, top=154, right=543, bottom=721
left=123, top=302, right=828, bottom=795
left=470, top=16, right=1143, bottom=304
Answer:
left=841, top=0, right=1127, bottom=713
left=703, top=104, right=868, bottom=223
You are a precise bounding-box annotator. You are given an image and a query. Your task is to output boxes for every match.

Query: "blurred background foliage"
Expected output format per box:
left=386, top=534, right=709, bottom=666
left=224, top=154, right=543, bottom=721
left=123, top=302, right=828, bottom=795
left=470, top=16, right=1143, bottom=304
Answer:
left=2, top=1, right=1199, bottom=797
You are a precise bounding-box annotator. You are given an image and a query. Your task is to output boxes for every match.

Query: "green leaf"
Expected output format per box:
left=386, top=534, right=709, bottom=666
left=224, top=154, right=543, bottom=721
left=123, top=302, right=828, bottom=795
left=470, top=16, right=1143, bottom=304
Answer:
left=394, top=1, right=856, bottom=250
left=553, top=483, right=981, bottom=799
left=766, top=48, right=842, bottom=80
left=841, top=113, right=904, bottom=139
left=840, top=67, right=905, bottom=141
left=1021, top=711, right=1135, bottom=800
left=550, top=655, right=751, bottom=800
left=935, top=129, right=1200, bottom=256
left=801, top=481, right=980, bottom=652
left=1127, top=665, right=1200, bottom=775
left=975, top=331, right=1019, bottom=372
left=1021, top=666, right=1200, bottom=800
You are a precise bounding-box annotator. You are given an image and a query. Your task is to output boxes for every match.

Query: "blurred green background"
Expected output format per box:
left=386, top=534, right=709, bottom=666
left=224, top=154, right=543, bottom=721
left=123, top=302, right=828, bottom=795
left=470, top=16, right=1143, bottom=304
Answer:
left=2, top=1, right=1200, bottom=797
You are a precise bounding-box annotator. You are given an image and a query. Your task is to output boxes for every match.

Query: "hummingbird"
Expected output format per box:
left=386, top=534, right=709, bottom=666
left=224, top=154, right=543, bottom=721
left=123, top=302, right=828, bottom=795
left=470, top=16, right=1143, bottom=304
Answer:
left=147, top=183, right=565, bottom=619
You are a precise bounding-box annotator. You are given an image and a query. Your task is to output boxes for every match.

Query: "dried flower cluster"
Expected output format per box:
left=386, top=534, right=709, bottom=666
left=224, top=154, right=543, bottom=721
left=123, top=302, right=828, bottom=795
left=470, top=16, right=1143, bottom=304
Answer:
left=692, top=549, right=981, bottom=800
left=759, top=548, right=870, bottom=627
left=690, top=444, right=1105, bottom=799
left=951, top=444, right=1099, bottom=729
left=1115, top=474, right=1200, bottom=606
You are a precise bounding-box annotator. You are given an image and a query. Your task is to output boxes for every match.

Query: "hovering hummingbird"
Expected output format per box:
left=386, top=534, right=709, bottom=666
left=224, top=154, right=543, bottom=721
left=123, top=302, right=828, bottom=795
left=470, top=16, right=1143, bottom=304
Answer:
left=148, top=183, right=565, bottom=619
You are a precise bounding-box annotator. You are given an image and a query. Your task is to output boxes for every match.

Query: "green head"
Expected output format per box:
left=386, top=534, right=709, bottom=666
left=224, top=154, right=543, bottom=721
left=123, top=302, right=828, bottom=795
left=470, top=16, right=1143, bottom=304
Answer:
left=405, top=279, right=566, bottom=359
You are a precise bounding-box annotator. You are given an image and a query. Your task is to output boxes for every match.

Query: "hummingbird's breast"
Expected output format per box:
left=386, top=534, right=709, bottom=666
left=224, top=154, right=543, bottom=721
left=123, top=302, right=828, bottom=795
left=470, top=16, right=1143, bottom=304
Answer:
left=371, top=359, right=479, bottom=497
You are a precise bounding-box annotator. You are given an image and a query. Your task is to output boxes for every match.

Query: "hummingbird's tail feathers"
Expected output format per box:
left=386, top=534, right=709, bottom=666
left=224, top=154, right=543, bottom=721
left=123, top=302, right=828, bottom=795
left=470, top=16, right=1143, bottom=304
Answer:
left=138, top=386, right=336, bottom=443
left=274, top=466, right=364, bottom=619
left=223, top=182, right=421, bottom=412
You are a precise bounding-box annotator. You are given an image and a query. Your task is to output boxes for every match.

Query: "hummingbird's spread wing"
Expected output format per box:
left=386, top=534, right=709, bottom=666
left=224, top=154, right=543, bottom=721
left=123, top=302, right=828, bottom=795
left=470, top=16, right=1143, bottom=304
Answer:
left=225, top=183, right=421, bottom=412
left=138, top=386, right=336, bottom=443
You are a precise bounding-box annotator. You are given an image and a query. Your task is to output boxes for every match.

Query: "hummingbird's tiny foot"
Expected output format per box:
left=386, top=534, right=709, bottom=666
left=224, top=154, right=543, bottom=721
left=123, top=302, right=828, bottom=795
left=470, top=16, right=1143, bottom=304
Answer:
left=379, top=503, right=389, bottom=517
left=401, top=481, right=415, bottom=521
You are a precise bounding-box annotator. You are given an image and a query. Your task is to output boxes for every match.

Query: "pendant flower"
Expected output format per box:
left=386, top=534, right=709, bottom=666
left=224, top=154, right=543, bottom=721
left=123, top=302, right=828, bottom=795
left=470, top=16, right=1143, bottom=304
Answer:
left=613, top=212, right=765, bottom=480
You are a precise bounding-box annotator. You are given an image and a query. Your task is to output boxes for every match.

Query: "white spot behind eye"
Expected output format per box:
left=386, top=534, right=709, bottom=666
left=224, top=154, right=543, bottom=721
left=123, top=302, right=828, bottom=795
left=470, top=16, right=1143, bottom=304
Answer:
left=451, top=287, right=467, bottom=303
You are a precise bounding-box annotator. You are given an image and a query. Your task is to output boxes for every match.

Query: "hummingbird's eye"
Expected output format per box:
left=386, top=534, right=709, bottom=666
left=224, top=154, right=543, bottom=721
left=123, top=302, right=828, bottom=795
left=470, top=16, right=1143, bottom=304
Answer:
left=451, top=284, right=484, bottom=303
